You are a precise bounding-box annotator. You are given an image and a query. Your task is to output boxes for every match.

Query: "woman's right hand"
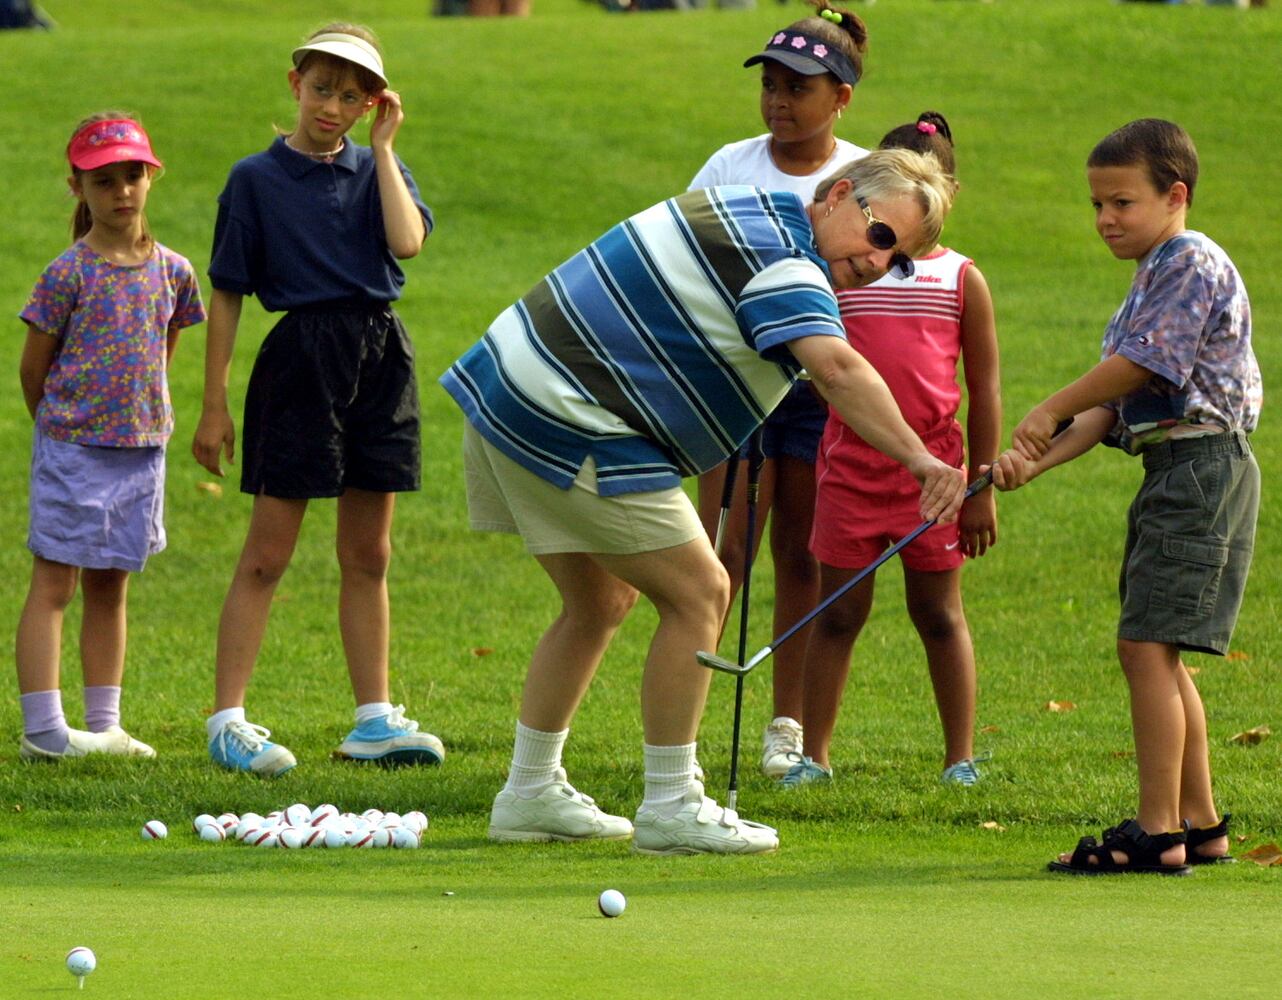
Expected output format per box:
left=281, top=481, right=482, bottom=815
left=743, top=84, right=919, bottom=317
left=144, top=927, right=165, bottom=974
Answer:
left=192, top=409, right=235, bottom=477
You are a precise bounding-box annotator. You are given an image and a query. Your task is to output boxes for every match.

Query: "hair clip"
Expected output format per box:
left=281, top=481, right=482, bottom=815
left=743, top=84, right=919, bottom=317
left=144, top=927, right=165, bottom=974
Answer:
left=820, top=8, right=842, bottom=23
left=916, top=121, right=938, bottom=135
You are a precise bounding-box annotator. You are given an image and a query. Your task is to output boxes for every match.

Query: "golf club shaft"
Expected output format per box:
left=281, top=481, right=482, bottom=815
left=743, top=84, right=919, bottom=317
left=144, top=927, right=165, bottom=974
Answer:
left=698, top=418, right=1075, bottom=675
left=727, top=430, right=765, bottom=811
left=712, top=453, right=741, bottom=558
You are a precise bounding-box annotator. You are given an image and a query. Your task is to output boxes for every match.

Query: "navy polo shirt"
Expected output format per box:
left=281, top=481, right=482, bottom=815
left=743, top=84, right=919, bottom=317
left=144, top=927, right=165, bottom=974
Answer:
left=209, top=137, right=433, bottom=312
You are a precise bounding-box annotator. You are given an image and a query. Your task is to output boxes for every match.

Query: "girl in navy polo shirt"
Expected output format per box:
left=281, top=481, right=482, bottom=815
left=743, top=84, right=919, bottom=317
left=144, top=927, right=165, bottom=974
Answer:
left=193, top=22, right=440, bottom=776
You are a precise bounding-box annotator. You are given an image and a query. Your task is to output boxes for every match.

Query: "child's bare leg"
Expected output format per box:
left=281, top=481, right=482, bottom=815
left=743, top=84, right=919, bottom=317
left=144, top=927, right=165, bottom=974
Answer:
left=1175, top=661, right=1227, bottom=858
left=336, top=489, right=395, bottom=705
left=79, top=568, right=129, bottom=688
left=903, top=567, right=975, bottom=765
left=16, top=557, right=79, bottom=694
left=798, top=566, right=875, bottom=768
left=1059, top=638, right=1186, bottom=867
left=519, top=554, right=638, bottom=731
left=213, top=495, right=307, bottom=711
left=768, top=455, right=820, bottom=722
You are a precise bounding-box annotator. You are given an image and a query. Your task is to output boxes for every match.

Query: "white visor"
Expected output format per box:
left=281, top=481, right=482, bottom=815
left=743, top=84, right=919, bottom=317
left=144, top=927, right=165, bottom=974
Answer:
left=292, top=33, right=387, bottom=89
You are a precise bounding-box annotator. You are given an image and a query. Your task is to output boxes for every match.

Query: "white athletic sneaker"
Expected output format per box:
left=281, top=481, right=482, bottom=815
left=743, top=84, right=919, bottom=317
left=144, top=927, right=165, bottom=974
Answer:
left=20, top=726, right=136, bottom=761
left=102, top=725, right=156, bottom=758
left=488, top=768, right=633, bottom=843
left=761, top=717, right=803, bottom=779
left=633, top=781, right=780, bottom=856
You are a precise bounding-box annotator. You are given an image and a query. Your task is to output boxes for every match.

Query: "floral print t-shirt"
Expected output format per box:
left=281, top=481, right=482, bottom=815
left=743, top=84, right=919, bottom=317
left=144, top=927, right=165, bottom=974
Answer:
left=20, top=241, right=206, bottom=447
left=1102, top=230, right=1261, bottom=455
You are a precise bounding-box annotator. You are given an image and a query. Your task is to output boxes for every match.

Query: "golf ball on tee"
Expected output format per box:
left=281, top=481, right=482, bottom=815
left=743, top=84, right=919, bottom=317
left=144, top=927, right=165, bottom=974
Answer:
left=66, top=946, right=96, bottom=978
left=597, top=889, right=626, bottom=918
left=140, top=820, right=167, bottom=840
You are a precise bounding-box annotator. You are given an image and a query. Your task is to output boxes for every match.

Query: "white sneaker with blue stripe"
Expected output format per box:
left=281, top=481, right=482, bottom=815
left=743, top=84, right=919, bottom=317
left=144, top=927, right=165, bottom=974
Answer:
left=208, top=719, right=296, bottom=778
left=940, top=751, right=992, bottom=786
left=336, top=705, right=444, bottom=766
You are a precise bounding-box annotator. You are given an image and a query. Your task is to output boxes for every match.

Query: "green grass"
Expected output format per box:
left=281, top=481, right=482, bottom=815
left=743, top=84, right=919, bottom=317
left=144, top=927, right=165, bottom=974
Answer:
left=2, top=0, right=1282, bottom=996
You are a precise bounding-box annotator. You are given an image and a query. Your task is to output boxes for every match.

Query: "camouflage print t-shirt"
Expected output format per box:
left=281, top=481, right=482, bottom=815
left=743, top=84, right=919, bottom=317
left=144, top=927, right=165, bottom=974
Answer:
left=1102, top=231, right=1261, bottom=455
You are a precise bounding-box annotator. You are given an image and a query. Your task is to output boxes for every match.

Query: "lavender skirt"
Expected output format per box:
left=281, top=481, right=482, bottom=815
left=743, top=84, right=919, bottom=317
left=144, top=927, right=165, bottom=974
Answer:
left=28, top=431, right=166, bottom=572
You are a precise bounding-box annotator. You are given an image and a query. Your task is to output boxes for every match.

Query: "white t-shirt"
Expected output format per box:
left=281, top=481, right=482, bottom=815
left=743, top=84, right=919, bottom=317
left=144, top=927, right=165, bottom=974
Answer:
left=688, top=134, right=869, bottom=200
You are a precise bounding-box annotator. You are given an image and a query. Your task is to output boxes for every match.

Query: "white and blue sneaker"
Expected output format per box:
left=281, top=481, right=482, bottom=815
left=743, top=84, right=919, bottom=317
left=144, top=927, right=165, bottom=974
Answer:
left=209, top=719, right=296, bottom=778
left=778, top=753, right=833, bottom=788
left=940, top=751, right=992, bottom=787
left=336, top=705, right=444, bottom=766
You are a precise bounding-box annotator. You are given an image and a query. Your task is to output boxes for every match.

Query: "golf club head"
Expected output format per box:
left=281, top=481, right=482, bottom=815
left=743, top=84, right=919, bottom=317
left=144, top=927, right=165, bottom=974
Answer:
left=696, top=650, right=754, bottom=675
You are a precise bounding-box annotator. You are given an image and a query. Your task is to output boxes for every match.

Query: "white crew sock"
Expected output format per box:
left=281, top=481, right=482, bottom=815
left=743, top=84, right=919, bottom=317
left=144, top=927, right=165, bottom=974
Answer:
left=355, top=701, right=394, bottom=725
left=642, top=742, right=699, bottom=816
left=206, top=707, right=246, bottom=742
left=504, top=721, right=568, bottom=792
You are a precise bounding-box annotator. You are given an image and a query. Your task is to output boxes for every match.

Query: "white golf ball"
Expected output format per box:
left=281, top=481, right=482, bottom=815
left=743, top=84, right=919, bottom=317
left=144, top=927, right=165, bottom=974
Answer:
left=370, top=827, right=393, bottom=849
left=379, top=811, right=402, bottom=828
left=66, top=946, right=96, bottom=978
left=140, top=820, right=167, bottom=841
left=391, top=826, right=420, bottom=849
left=250, top=830, right=278, bottom=848
left=310, top=803, right=339, bottom=826
left=278, top=827, right=305, bottom=849
left=199, top=823, right=226, bottom=843
left=192, top=813, right=219, bottom=834
left=323, top=826, right=349, bottom=849
left=216, top=812, right=240, bottom=831
left=284, top=803, right=311, bottom=827
left=598, top=889, right=626, bottom=918
left=402, top=810, right=429, bottom=835
left=301, top=828, right=328, bottom=848
left=234, top=819, right=260, bottom=842
left=361, top=808, right=384, bottom=825
left=348, top=829, right=374, bottom=849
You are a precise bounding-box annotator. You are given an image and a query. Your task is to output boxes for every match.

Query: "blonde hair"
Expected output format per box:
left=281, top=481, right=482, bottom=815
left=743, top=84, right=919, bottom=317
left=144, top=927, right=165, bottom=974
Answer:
left=67, top=110, right=156, bottom=246
left=814, top=148, right=957, bottom=257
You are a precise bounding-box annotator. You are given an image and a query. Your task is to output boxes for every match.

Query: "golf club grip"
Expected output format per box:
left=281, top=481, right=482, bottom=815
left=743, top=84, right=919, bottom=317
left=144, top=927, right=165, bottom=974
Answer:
left=964, top=418, right=1074, bottom=498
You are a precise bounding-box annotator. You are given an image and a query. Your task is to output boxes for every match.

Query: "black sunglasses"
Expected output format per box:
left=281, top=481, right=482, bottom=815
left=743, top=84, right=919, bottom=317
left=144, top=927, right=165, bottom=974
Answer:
left=856, top=196, right=915, bottom=280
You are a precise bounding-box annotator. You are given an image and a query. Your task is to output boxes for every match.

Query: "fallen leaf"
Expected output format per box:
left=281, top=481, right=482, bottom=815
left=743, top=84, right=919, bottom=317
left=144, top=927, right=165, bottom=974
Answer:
left=195, top=481, right=223, bottom=498
left=1110, top=749, right=1135, bottom=759
left=980, top=725, right=1001, bottom=735
left=1229, top=725, right=1271, bottom=746
left=11, top=804, right=21, bottom=813
left=471, top=647, right=494, bottom=657
left=979, top=820, right=1006, bottom=832
left=1185, top=665, right=1201, bottom=676
left=1241, top=843, right=1282, bottom=867
left=1235, top=835, right=1249, bottom=844
left=1045, top=700, right=1076, bottom=713
left=1226, top=651, right=1250, bottom=662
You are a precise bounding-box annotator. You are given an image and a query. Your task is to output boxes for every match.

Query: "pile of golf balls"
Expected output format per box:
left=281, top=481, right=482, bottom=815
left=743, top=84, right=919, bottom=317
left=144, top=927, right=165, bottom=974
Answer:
left=186, top=804, right=428, bottom=849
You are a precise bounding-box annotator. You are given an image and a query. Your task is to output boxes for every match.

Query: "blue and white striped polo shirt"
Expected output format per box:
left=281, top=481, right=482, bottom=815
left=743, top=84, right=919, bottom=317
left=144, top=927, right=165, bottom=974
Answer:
left=440, top=186, right=845, bottom=495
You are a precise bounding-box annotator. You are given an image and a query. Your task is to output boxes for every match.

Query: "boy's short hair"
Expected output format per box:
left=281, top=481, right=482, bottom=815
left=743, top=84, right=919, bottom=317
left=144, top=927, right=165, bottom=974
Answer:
left=1088, top=118, right=1199, bottom=207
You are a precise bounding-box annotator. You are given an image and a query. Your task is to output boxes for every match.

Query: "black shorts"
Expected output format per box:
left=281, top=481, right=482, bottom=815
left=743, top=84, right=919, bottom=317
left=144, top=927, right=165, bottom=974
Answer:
left=241, top=301, right=421, bottom=498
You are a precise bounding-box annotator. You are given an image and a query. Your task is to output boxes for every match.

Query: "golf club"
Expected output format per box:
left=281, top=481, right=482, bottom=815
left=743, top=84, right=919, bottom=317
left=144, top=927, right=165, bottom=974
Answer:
left=726, top=429, right=764, bottom=811
left=712, top=451, right=741, bottom=558
left=698, top=419, right=1073, bottom=677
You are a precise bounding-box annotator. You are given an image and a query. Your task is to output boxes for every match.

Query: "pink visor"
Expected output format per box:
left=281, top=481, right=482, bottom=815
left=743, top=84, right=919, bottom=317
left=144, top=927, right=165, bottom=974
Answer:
left=67, top=119, right=163, bottom=172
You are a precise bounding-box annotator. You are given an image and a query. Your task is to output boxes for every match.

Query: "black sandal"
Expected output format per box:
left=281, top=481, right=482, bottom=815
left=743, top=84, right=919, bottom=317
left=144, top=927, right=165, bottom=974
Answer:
left=1048, top=818, right=1193, bottom=876
left=1186, top=813, right=1236, bottom=865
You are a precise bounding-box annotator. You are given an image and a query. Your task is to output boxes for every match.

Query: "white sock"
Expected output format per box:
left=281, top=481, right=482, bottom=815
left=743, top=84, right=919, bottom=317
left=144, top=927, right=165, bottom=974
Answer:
left=642, top=742, right=699, bottom=816
left=355, top=701, right=394, bottom=725
left=206, top=707, right=245, bottom=742
left=504, top=721, right=568, bottom=792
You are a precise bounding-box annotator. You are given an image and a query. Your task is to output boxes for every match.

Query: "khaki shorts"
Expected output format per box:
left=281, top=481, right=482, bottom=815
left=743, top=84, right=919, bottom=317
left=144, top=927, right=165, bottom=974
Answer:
left=462, top=423, right=703, bottom=555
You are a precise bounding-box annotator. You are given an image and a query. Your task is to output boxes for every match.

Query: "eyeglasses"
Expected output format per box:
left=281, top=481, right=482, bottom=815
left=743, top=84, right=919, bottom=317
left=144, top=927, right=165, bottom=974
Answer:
left=856, top=195, right=898, bottom=250
left=856, top=195, right=915, bottom=281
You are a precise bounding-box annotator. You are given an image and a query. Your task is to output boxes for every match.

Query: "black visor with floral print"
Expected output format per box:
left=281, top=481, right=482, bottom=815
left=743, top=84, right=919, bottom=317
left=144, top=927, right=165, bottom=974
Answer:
left=743, top=31, right=859, bottom=86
